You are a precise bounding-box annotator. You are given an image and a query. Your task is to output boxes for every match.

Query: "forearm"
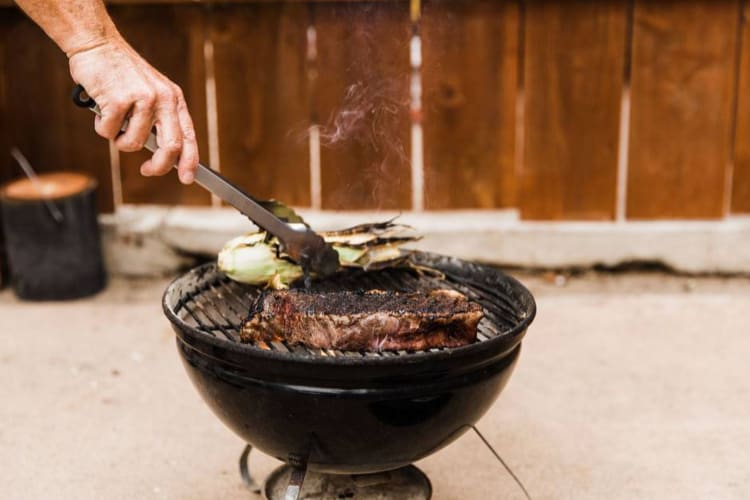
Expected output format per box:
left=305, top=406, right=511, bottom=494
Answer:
left=14, top=0, right=121, bottom=57
left=15, top=0, right=199, bottom=183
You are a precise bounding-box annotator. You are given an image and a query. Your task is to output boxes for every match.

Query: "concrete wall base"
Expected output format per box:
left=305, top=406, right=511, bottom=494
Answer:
left=100, top=206, right=750, bottom=276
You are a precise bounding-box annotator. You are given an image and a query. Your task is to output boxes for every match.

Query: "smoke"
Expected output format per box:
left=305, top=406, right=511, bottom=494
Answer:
left=315, top=77, right=410, bottom=208
left=318, top=79, right=407, bottom=162
left=284, top=2, right=416, bottom=209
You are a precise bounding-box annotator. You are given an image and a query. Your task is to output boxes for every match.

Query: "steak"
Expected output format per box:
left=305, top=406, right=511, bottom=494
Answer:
left=241, top=289, right=484, bottom=351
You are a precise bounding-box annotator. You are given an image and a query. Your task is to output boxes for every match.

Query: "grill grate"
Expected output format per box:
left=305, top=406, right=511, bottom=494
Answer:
left=174, top=264, right=524, bottom=359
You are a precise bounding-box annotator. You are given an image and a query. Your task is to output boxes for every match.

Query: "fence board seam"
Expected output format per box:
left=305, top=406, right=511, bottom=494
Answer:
left=514, top=0, right=525, bottom=205
left=615, top=0, right=635, bottom=222
left=409, top=0, right=423, bottom=211
left=306, top=7, right=322, bottom=210
left=203, top=31, right=222, bottom=207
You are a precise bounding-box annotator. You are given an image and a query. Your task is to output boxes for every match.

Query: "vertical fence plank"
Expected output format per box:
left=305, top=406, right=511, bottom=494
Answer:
left=0, top=10, right=114, bottom=213
left=627, top=1, right=739, bottom=219
left=0, top=10, right=12, bottom=187
left=211, top=2, right=310, bottom=206
left=110, top=4, right=210, bottom=206
left=315, top=2, right=411, bottom=210
left=732, top=1, right=750, bottom=214
left=521, top=0, right=626, bottom=220
left=0, top=10, right=13, bottom=283
left=421, top=0, right=518, bottom=209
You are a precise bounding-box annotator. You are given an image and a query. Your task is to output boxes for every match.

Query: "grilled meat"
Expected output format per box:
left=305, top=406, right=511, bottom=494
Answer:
left=241, top=289, right=484, bottom=351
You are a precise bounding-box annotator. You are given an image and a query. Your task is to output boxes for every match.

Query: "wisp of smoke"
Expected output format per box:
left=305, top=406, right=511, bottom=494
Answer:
left=319, top=79, right=407, bottom=159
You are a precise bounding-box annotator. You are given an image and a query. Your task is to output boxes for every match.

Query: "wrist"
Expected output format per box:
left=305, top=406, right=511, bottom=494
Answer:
left=64, top=25, right=123, bottom=59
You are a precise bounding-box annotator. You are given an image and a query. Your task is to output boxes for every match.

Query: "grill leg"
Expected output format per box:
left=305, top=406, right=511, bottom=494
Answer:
left=472, top=425, right=531, bottom=500
left=284, top=466, right=308, bottom=500
left=238, top=444, right=261, bottom=494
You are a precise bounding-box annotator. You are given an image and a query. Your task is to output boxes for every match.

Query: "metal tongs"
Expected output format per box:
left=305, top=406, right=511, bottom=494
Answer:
left=71, top=84, right=339, bottom=279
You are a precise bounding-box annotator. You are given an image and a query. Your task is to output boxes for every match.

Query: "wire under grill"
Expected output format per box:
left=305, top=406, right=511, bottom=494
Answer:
left=173, top=259, right=527, bottom=359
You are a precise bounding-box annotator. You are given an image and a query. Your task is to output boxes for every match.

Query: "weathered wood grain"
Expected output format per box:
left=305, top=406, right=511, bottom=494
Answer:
left=0, top=10, right=12, bottom=188
left=521, top=0, right=627, bottom=220
left=314, top=1, right=411, bottom=210
left=732, top=1, right=750, bottom=214
left=422, top=0, right=519, bottom=209
left=0, top=10, right=13, bottom=285
left=627, top=1, right=739, bottom=219
left=110, top=4, right=210, bottom=205
left=211, top=2, right=311, bottom=206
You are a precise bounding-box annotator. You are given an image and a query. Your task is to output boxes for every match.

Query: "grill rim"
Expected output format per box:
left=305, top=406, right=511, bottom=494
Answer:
left=162, top=252, right=536, bottom=367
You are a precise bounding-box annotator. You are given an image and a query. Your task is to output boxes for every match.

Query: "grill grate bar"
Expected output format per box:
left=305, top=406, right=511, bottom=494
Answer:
left=177, top=261, right=524, bottom=358
left=442, top=271, right=522, bottom=321
left=184, top=300, right=215, bottom=329
left=208, top=285, right=245, bottom=325
left=188, top=295, right=238, bottom=342
left=181, top=301, right=214, bottom=336
left=211, top=281, right=276, bottom=348
left=271, top=341, right=289, bottom=353
left=224, top=279, right=261, bottom=307
left=477, top=321, right=501, bottom=339
left=217, top=281, right=253, bottom=315
left=440, top=280, right=518, bottom=331
left=289, top=344, right=311, bottom=356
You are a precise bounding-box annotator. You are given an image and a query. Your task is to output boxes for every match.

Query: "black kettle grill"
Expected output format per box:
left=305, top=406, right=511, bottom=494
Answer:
left=162, top=252, right=536, bottom=480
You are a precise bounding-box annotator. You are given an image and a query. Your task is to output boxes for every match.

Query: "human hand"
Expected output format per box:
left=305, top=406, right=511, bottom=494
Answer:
left=68, top=37, right=198, bottom=184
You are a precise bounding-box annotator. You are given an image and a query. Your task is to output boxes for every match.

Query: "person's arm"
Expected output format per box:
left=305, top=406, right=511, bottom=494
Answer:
left=14, top=0, right=198, bottom=184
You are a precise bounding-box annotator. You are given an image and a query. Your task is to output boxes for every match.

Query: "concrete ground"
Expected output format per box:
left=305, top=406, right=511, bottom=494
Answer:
left=0, top=270, right=748, bottom=500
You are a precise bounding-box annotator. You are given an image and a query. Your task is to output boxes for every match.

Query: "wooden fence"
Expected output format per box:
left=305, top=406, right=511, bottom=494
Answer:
left=0, top=0, right=749, bottom=220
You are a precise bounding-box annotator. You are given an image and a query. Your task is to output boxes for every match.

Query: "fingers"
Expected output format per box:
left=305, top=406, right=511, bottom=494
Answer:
left=143, top=87, right=199, bottom=184
left=69, top=43, right=199, bottom=183
left=114, top=99, right=155, bottom=152
left=84, top=77, right=196, bottom=183
left=142, top=89, right=182, bottom=177
left=175, top=93, right=198, bottom=184
left=94, top=98, right=130, bottom=140
left=139, top=158, right=155, bottom=177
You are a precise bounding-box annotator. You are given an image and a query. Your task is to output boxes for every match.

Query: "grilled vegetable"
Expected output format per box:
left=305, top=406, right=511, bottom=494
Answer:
left=218, top=221, right=419, bottom=288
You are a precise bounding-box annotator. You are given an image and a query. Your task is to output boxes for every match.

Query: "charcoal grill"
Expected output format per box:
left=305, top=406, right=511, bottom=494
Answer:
left=163, top=252, right=536, bottom=478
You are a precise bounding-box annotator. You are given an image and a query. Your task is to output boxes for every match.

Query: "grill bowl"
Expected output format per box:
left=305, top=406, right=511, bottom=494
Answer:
left=163, top=252, right=535, bottom=474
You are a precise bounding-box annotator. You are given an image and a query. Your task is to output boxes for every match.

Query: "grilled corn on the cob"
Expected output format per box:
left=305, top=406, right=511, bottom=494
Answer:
left=218, top=221, right=418, bottom=288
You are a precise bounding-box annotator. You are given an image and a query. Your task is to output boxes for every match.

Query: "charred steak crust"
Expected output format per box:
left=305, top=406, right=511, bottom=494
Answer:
left=241, top=289, right=484, bottom=351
